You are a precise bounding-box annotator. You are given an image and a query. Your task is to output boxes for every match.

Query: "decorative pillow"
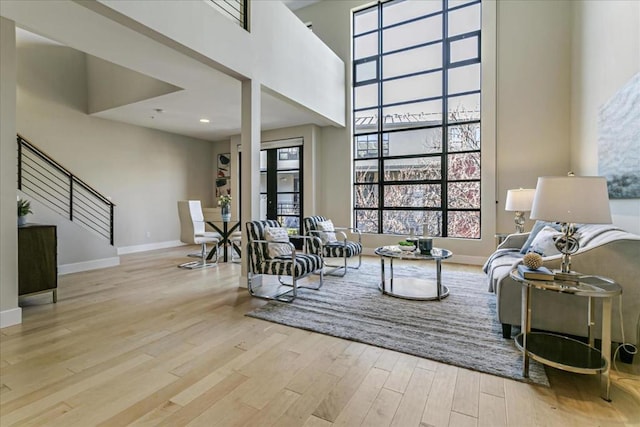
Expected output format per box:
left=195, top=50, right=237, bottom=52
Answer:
left=316, top=220, right=338, bottom=244
left=264, top=227, right=292, bottom=259
left=520, top=221, right=562, bottom=254
left=527, top=225, right=562, bottom=257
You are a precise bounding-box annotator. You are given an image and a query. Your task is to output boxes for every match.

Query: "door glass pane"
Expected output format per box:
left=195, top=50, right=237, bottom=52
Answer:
left=277, top=171, right=299, bottom=191
left=260, top=171, right=267, bottom=192
left=259, top=150, right=267, bottom=170
left=277, top=193, right=299, bottom=216
left=259, top=194, right=267, bottom=220
left=277, top=147, right=299, bottom=169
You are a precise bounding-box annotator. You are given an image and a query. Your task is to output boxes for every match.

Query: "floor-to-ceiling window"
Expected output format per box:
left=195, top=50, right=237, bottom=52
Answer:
left=353, top=0, right=482, bottom=238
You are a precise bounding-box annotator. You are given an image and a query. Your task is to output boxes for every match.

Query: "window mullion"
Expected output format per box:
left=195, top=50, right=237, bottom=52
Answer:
left=441, top=0, right=449, bottom=238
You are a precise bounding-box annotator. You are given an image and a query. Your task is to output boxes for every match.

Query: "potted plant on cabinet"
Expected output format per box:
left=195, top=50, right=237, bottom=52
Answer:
left=17, top=198, right=32, bottom=226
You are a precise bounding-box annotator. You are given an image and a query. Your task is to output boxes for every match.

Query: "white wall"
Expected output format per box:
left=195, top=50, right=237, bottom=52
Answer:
left=495, top=0, right=572, bottom=233
left=0, top=17, right=21, bottom=328
left=571, top=0, right=640, bottom=234
left=16, top=40, right=215, bottom=253
left=96, top=0, right=345, bottom=127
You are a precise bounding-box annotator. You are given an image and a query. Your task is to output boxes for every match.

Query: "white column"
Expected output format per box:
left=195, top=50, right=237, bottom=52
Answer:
left=0, top=17, right=21, bottom=328
left=239, top=79, right=261, bottom=284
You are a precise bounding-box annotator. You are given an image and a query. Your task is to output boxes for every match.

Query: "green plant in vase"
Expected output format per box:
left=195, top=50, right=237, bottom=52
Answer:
left=17, top=198, right=32, bottom=226
left=218, top=194, right=232, bottom=222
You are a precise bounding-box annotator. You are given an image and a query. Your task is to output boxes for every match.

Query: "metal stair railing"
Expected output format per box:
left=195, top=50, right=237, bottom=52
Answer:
left=208, top=0, right=247, bottom=29
left=17, top=134, right=115, bottom=245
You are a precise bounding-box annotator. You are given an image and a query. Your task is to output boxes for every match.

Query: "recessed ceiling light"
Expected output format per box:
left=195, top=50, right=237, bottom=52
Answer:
left=199, top=118, right=210, bottom=123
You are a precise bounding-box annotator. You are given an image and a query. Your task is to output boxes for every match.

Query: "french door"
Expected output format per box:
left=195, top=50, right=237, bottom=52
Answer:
left=260, top=143, right=303, bottom=234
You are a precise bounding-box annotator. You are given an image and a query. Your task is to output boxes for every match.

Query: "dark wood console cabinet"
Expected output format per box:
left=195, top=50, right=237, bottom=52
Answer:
left=18, top=224, right=57, bottom=302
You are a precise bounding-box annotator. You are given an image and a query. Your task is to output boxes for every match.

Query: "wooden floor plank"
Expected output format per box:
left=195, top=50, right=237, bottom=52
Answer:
left=361, top=387, right=402, bottom=427
left=478, top=392, right=506, bottom=427
left=0, top=249, right=637, bottom=426
left=452, top=368, right=480, bottom=417
left=390, top=367, right=435, bottom=427
left=332, top=367, right=389, bottom=426
left=383, top=353, right=418, bottom=394
left=421, top=364, right=458, bottom=427
left=312, top=346, right=384, bottom=422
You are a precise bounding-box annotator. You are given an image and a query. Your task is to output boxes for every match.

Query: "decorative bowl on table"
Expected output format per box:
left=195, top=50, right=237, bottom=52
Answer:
left=398, top=241, right=415, bottom=252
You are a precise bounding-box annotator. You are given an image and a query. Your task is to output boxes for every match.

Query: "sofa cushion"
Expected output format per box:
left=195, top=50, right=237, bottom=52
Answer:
left=317, top=220, right=338, bottom=244
left=528, top=225, right=562, bottom=256
left=264, top=227, right=292, bottom=259
left=520, top=221, right=562, bottom=254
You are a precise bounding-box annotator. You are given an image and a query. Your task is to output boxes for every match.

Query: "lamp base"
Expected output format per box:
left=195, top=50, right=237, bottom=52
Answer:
left=514, top=211, right=525, bottom=233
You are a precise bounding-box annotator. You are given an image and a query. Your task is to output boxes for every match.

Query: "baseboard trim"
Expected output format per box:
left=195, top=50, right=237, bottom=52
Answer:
left=0, top=307, right=22, bottom=329
left=117, top=240, right=184, bottom=255
left=59, top=257, right=120, bottom=275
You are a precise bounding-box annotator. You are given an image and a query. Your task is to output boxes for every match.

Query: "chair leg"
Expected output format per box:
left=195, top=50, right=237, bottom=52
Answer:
left=323, top=252, right=361, bottom=277
left=248, top=273, right=297, bottom=302
left=179, top=243, right=217, bottom=269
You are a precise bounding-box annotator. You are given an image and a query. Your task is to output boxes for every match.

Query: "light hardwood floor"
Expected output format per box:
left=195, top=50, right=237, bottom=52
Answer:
left=1, top=247, right=638, bottom=426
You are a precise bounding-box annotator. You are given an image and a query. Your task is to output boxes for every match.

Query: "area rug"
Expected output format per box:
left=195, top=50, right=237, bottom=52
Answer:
left=246, top=262, right=549, bottom=386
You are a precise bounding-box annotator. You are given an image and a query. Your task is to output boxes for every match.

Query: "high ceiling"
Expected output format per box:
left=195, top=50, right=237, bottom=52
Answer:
left=14, top=0, right=334, bottom=142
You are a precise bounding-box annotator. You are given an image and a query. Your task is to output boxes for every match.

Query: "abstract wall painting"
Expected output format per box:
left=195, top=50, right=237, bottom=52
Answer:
left=597, top=73, right=640, bottom=199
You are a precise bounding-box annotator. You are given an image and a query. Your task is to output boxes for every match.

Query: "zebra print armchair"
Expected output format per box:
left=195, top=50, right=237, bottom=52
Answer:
left=303, top=216, right=362, bottom=277
left=245, top=220, right=323, bottom=302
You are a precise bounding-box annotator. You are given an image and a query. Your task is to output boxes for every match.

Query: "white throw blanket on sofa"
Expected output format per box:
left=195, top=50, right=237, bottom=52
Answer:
left=483, top=224, right=633, bottom=293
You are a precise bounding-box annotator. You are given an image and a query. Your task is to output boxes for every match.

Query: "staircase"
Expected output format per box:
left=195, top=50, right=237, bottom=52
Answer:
left=17, top=134, right=115, bottom=245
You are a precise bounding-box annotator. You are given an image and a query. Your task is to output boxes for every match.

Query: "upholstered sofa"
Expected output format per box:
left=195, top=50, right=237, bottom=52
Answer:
left=483, top=222, right=640, bottom=348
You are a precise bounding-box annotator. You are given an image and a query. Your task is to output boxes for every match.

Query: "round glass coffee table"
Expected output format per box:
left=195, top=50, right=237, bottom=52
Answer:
left=374, top=246, right=453, bottom=300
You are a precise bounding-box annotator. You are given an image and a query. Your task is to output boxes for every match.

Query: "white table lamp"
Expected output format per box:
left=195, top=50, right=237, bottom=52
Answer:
left=505, top=188, right=536, bottom=233
left=530, top=175, right=611, bottom=275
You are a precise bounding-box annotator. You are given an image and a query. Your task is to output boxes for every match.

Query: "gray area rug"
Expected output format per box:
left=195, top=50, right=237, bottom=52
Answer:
left=246, top=262, right=549, bottom=386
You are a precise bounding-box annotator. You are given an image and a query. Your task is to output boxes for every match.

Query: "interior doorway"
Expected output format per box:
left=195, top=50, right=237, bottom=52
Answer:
left=259, top=142, right=303, bottom=234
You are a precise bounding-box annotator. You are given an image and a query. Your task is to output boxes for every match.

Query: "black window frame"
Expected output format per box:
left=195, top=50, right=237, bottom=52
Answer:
left=352, top=0, right=482, bottom=238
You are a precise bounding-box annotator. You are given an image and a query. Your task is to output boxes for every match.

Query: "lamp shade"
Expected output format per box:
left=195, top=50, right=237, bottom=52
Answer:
left=505, top=188, right=536, bottom=212
left=530, top=176, right=612, bottom=224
